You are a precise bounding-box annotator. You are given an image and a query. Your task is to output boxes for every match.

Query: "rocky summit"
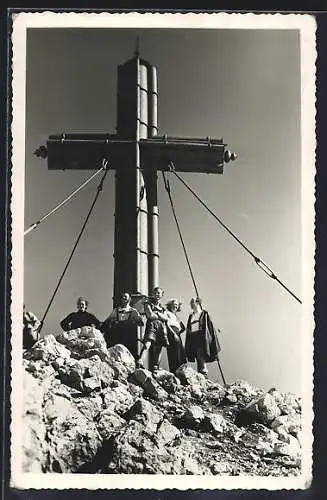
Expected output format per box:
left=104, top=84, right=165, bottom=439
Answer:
left=23, top=327, right=302, bottom=475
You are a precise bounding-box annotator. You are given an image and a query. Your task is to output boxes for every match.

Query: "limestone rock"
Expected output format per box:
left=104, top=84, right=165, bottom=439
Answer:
left=204, top=412, right=228, bottom=434
left=125, top=398, right=162, bottom=433
left=24, top=334, right=71, bottom=363
left=235, top=392, right=281, bottom=427
left=96, top=410, right=126, bottom=440
left=225, top=379, right=263, bottom=406
left=56, top=327, right=108, bottom=360
left=106, top=420, right=175, bottom=474
left=175, top=364, right=207, bottom=389
left=179, top=405, right=205, bottom=429
left=127, top=381, right=144, bottom=399
left=272, top=435, right=301, bottom=459
left=22, top=327, right=302, bottom=477
left=73, top=394, right=103, bottom=420
left=102, top=383, right=135, bottom=415
left=154, top=369, right=181, bottom=394
left=57, top=355, right=114, bottom=393
left=156, top=419, right=180, bottom=445
left=23, top=358, right=56, bottom=381
left=130, top=368, right=168, bottom=400
left=271, top=413, right=301, bottom=438
left=206, top=383, right=227, bottom=406
left=22, top=372, right=48, bottom=472
left=105, top=344, right=136, bottom=380
left=44, top=391, right=103, bottom=472
left=238, top=423, right=280, bottom=456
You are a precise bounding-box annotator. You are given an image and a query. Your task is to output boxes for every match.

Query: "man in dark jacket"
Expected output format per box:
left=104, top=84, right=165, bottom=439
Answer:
left=185, top=297, right=221, bottom=376
left=60, top=297, right=101, bottom=331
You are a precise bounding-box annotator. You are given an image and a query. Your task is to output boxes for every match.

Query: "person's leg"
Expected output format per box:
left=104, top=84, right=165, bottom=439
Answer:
left=166, top=328, right=181, bottom=373
left=137, top=341, right=152, bottom=367
left=151, top=343, right=162, bottom=372
left=167, top=345, right=177, bottom=373
left=196, top=344, right=208, bottom=376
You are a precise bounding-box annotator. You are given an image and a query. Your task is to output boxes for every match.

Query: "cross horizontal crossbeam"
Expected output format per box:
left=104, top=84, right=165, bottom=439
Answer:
left=35, top=134, right=236, bottom=174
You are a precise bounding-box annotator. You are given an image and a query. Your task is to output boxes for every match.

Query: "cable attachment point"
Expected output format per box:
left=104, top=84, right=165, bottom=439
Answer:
left=254, top=257, right=277, bottom=279
left=168, top=161, right=176, bottom=172
left=102, top=158, right=109, bottom=170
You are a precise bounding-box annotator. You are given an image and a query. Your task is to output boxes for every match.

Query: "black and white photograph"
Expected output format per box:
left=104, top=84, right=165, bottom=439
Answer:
left=10, top=12, right=315, bottom=490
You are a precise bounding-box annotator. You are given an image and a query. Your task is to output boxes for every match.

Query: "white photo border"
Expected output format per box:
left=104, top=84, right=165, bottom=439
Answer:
left=10, top=11, right=316, bottom=491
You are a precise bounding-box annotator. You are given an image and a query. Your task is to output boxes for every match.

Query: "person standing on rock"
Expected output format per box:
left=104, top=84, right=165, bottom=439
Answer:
left=165, top=298, right=187, bottom=373
left=136, top=287, right=169, bottom=371
left=60, top=297, right=101, bottom=332
left=23, top=304, right=41, bottom=349
left=185, top=297, right=221, bottom=376
left=101, top=292, right=144, bottom=355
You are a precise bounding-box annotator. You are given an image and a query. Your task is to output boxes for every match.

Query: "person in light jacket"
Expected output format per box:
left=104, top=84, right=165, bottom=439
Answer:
left=165, top=298, right=187, bottom=373
left=185, top=297, right=221, bottom=376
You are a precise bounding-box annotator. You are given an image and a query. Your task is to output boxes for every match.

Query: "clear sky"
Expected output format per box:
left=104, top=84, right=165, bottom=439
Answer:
left=24, top=28, right=302, bottom=393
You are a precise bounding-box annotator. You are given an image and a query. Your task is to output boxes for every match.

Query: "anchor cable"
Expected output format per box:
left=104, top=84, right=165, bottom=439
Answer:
left=24, top=163, right=108, bottom=236
left=167, top=162, right=301, bottom=305
left=38, top=161, right=110, bottom=334
left=162, top=171, right=200, bottom=299
left=162, top=171, right=227, bottom=385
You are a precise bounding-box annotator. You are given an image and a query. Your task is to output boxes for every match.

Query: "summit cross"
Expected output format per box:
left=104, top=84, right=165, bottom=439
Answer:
left=35, top=49, right=237, bottom=361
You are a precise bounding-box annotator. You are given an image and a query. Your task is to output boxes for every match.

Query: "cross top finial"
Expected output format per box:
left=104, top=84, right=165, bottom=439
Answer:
left=134, top=36, right=140, bottom=57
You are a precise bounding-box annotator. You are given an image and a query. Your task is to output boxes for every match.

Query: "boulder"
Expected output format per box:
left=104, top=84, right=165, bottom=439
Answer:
left=102, top=383, right=135, bottom=415
left=57, top=355, right=114, bottom=393
left=235, top=392, right=281, bottom=427
left=125, top=398, right=162, bottom=433
left=239, top=428, right=278, bottom=456
left=22, top=372, right=48, bottom=472
left=206, top=383, right=227, bottom=406
left=105, top=420, right=175, bottom=474
left=130, top=368, right=168, bottom=400
left=175, top=364, right=207, bottom=389
left=204, top=412, right=228, bottom=434
left=105, top=344, right=136, bottom=380
left=24, top=334, right=71, bottom=363
left=225, top=379, right=263, bottom=406
left=23, top=358, right=56, bottom=381
left=96, top=410, right=126, bottom=440
left=154, top=369, right=181, bottom=394
left=279, top=393, right=301, bottom=415
left=43, top=391, right=103, bottom=472
left=156, top=419, right=180, bottom=445
left=56, top=327, right=108, bottom=360
left=270, top=413, right=301, bottom=438
left=272, top=435, right=301, bottom=459
left=179, top=405, right=205, bottom=429
left=73, top=394, right=103, bottom=420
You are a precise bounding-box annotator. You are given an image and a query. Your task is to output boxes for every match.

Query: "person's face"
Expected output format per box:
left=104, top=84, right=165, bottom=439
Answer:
left=120, top=293, right=130, bottom=306
left=153, top=288, right=163, bottom=301
left=169, top=300, right=179, bottom=312
left=78, top=300, right=87, bottom=312
left=190, top=298, right=198, bottom=311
